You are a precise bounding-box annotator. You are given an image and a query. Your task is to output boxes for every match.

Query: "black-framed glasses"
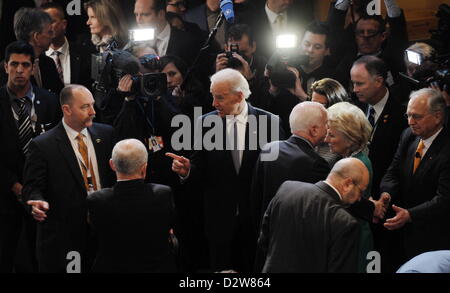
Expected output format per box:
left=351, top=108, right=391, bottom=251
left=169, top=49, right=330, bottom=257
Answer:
left=167, top=1, right=187, bottom=8
left=355, top=29, right=383, bottom=39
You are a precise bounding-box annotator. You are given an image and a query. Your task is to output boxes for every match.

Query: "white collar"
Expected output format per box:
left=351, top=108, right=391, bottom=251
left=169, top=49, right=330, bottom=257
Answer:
left=371, top=88, right=389, bottom=118
left=62, top=118, right=88, bottom=140
left=226, top=102, right=248, bottom=125
left=422, top=127, right=443, bottom=149
left=323, top=181, right=343, bottom=201
left=46, top=37, right=69, bottom=56
left=157, top=22, right=171, bottom=41
left=265, top=3, right=284, bottom=24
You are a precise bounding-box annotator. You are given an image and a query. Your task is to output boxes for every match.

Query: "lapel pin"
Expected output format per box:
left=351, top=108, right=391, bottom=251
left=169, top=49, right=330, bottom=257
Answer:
left=36, top=100, right=40, bottom=105
left=96, top=139, right=101, bottom=143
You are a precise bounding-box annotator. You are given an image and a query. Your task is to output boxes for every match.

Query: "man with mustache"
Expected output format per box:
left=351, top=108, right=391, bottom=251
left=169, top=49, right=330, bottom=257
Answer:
left=22, top=84, right=115, bottom=272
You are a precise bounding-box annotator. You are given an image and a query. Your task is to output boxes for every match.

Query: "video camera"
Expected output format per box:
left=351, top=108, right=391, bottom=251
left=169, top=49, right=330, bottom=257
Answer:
left=91, top=28, right=167, bottom=98
left=401, top=49, right=450, bottom=93
left=265, top=34, right=309, bottom=89
left=91, top=49, right=167, bottom=97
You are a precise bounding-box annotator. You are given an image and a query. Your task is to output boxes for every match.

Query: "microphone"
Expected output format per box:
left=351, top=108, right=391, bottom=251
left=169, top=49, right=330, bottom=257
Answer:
left=220, top=0, right=235, bottom=23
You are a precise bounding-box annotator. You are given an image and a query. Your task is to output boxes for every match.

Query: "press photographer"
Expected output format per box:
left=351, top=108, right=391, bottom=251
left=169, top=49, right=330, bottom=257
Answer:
left=215, top=24, right=268, bottom=109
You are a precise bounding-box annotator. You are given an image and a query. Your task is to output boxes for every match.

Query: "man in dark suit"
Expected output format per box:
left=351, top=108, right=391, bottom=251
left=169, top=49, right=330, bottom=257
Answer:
left=249, top=0, right=315, bottom=59
left=258, top=157, right=369, bottom=272
left=329, top=0, right=408, bottom=88
left=22, top=84, right=115, bottom=272
left=134, top=0, right=201, bottom=66
left=250, top=101, right=330, bottom=237
left=87, top=139, right=177, bottom=273
left=0, top=8, right=64, bottom=95
left=41, top=3, right=92, bottom=90
left=0, top=41, right=60, bottom=272
left=380, top=88, right=450, bottom=268
left=351, top=56, right=407, bottom=200
left=167, top=68, right=284, bottom=272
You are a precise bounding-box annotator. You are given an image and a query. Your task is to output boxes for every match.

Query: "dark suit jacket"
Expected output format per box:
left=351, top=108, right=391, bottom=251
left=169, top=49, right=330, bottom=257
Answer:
left=87, top=179, right=177, bottom=273
left=258, top=181, right=359, bottom=273
left=167, top=26, right=202, bottom=66
left=22, top=122, right=115, bottom=272
left=249, top=1, right=314, bottom=59
left=250, top=135, right=331, bottom=234
left=367, top=93, right=407, bottom=198
left=187, top=103, right=285, bottom=271
left=380, top=127, right=450, bottom=259
left=0, top=86, right=60, bottom=215
left=331, top=10, right=408, bottom=88
left=0, top=54, right=64, bottom=95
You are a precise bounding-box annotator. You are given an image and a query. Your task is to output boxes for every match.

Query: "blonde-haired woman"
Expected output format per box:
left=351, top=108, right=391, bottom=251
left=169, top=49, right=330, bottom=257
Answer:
left=310, top=78, right=349, bottom=166
left=84, top=0, right=128, bottom=52
left=325, top=101, right=374, bottom=273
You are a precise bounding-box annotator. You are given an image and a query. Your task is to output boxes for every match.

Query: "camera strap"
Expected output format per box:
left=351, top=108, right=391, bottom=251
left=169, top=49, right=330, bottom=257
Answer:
left=136, top=97, right=156, bottom=135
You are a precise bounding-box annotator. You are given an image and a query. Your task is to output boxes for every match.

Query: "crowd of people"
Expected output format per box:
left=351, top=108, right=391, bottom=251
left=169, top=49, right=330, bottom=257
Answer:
left=1, top=0, right=450, bottom=273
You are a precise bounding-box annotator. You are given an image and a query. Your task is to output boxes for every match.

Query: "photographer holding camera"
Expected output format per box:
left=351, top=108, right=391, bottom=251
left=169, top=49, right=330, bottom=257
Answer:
left=112, top=46, right=180, bottom=187
left=215, top=24, right=269, bottom=109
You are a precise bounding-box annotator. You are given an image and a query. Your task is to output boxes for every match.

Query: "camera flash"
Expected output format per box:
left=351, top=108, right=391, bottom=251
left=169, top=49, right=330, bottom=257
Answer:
left=129, top=28, right=155, bottom=42
left=406, top=50, right=422, bottom=65
left=276, top=34, right=297, bottom=49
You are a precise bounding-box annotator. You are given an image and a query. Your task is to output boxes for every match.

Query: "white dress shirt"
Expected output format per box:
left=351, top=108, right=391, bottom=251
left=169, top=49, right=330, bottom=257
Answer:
left=226, top=102, right=248, bottom=166
left=46, top=37, right=71, bottom=85
left=422, top=127, right=443, bottom=157
left=265, top=3, right=288, bottom=33
left=155, top=23, right=171, bottom=57
left=62, top=119, right=101, bottom=191
left=369, top=88, right=389, bottom=125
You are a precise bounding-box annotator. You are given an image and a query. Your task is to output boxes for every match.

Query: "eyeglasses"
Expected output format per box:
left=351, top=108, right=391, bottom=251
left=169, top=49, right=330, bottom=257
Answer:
left=355, top=30, right=382, bottom=39
left=168, top=1, right=187, bottom=8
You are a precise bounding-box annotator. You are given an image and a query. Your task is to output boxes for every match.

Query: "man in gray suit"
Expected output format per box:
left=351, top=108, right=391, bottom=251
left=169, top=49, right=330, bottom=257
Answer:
left=258, top=158, right=368, bottom=273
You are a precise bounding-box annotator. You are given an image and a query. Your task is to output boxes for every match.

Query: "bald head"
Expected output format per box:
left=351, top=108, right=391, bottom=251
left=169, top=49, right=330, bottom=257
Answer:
left=289, top=101, right=328, bottom=146
left=111, top=139, right=148, bottom=178
left=326, top=158, right=369, bottom=204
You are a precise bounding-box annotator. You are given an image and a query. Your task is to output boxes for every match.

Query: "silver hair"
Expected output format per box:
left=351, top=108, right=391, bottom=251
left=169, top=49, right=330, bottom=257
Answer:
left=409, top=88, right=446, bottom=114
left=289, top=101, right=327, bottom=134
left=210, top=68, right=251, bottom=100
left=112, top=139, right=148, bottom=175
left=14, top=8, right=52, bottom=42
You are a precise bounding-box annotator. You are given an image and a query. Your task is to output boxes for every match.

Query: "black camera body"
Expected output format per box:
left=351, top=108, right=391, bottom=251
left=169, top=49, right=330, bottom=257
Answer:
left=225, top=43, right=243, bottom=69
left=91, top=49, right=167, bottom=98
left=402, top=50, right=450, bottom=93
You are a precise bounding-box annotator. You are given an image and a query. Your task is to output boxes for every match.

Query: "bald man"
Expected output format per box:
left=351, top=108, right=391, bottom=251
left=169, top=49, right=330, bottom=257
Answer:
left=258, top=157, right=369, bottom=273
left=250, top=101, right=331, bottom=238
left=22, top=84, right=115, bottom=272
left=87, top=139, right=176, bottom=273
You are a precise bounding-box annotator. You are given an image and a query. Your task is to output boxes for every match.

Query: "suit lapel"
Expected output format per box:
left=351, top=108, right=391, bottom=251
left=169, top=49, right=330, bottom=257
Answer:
left=414, top=129, right=447, bottom=176
left=0, top=87, right=21, bottom=142
left=88, top=125, right=108, bottom=187
left=69, top=43, right=81, bottom=84
left=55, top=123, right=86, bottom=191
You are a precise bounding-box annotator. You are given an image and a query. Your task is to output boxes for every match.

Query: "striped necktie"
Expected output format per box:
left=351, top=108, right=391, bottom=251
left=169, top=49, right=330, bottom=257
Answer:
left=52, top=51, right=64, bottom=83
left=413, top=140, right=425, bottom=174
left=16, top=97, right=33, bottom=155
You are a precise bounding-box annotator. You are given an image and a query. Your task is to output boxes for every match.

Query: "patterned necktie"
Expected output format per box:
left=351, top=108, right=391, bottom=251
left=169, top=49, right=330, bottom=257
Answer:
left=17, top=97, right=33, bottom=155
left=275, top=13, right=285, bottom=32
left=75, top=133, right=98, bottom=192
left=33, top=58, right=43, bottom=88
left=52, top=51, right=64, bottom=82
left=413, top=139, right=425, bottom=174
left=368, top=106, right=376, bottom=127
